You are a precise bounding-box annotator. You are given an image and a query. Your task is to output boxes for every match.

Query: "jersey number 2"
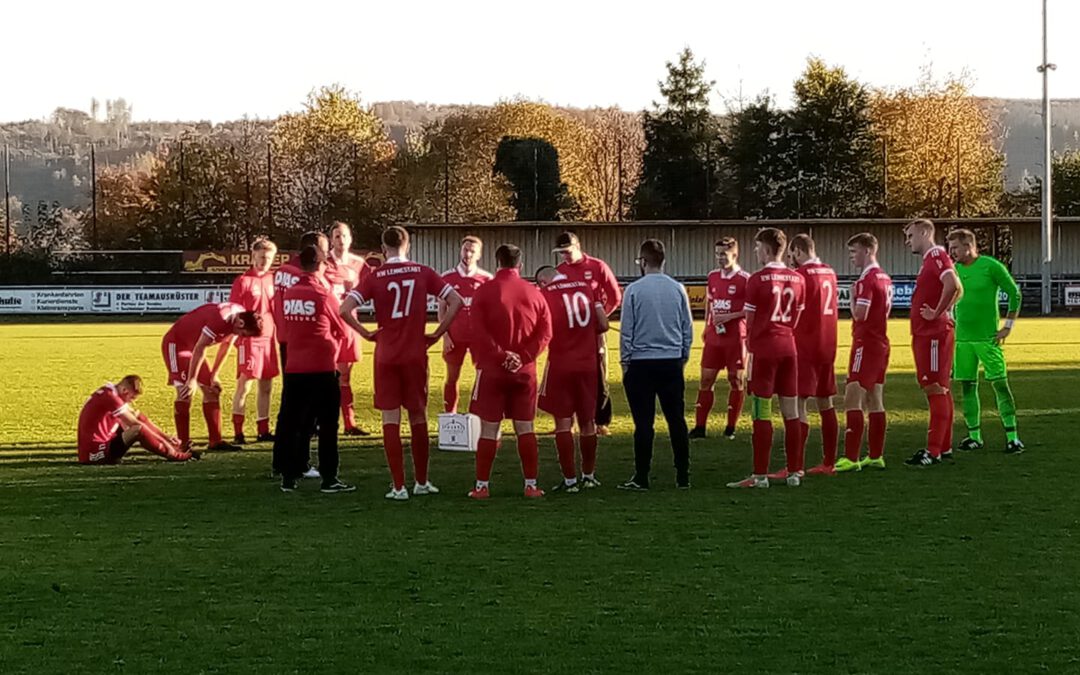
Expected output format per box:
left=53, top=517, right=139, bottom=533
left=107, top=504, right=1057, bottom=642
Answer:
left=389, top=280, right=415, bottom=319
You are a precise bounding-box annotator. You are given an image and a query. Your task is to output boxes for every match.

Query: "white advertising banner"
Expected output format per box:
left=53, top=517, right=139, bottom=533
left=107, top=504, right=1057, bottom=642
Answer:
left=1064, top=285, right=1080, bottom=308
left=0, top=286, right=232, bottom=315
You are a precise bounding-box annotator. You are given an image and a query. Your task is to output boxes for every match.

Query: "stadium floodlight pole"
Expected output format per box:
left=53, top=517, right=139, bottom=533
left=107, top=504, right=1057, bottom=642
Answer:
left=1038, top=0, right=1056, bottom=316
left=3, top=144, right=10, bottom=256
left=90, top=143, right=98, bottom=250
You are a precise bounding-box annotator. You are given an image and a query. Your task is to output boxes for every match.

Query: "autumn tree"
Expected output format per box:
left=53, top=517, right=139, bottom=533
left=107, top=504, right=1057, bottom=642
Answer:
left=576, top=108, right=645, bottom=221
left=872, top=70, right=1005, bottom=218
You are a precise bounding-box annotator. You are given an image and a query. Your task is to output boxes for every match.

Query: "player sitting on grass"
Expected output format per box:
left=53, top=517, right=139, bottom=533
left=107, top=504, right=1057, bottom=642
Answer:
left=78, top=375, right=197, bottom=464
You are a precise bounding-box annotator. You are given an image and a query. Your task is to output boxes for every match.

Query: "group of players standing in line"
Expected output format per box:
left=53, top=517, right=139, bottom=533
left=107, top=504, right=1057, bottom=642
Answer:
left=77, top=217, right=1026, bottom=497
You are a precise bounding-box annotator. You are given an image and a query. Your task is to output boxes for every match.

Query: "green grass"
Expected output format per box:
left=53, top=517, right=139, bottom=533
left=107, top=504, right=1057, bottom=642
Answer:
left=1, top=319, right=1077, bottom=673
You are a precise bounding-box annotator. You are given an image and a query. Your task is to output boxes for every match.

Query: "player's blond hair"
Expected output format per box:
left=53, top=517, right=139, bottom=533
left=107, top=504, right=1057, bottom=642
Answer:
left=331, top=221, right=351, bottom=235
left=906, top=218, right=936, bottom=235
left=251, top=237, right=277, bottom=253
left=790, top=233, right=815, bottom=255
left=462, top=235, right=482, bottom=247
left=119, top=374, right=143, bottom=395
left=947, top=228, right=977, bottom=247
left=847, top=232, right=879, bottom=251
left=755, top=227, right=787, bottom=256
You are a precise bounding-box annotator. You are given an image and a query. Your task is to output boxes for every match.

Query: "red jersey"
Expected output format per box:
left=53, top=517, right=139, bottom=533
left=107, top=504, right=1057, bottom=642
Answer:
left=743, top=263, right=806, bottom=357
left=794, top=259, right=839, bottom=359
left=325, top=251, right=370, bottom=301
left=911, top=245, right=957, bottom=336
left=348, top=257, right=451, bottom=364
left=230, top=268, right=275, bottom=338
left=272, top=256, right=303, bottom=343
left=704, top=267, right=750, bottom=347
left=556, top=253, right=622, bottom=315
left=164, top=302, right=245, bottom=350
left=852, top=263, right=893, bottom=345
left=442, top=264, right=493, bottom=345
left=471, top=268, right=553, bottom=371
left=77, top=382, right=129, bottom=445
left=280, top=274, right=346, bottom=374
left=542, top=277, right=602, bottom=372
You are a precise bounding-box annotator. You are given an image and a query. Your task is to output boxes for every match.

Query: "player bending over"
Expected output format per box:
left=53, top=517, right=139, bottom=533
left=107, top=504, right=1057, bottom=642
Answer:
left=78, top=375, right=196, bottom=464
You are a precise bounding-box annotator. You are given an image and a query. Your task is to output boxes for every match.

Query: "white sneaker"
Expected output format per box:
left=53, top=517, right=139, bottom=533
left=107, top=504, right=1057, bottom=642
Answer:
left=385, top=487, right=410, bottom=501
left=413, top=482, right=440, bottom=495
left=786, top=471, right=805, bottom=487
left=726, top=475, right=769, bottom=489
left=302, top=466, right=321, bottom=480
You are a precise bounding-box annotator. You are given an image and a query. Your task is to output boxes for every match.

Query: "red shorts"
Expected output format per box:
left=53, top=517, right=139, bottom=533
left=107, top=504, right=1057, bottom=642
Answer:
left=538, top=363, right=598, bottom=422
left=798, top=352, right=837, bottom=398
left=701, top=341, right=745, bottom=373
left=237, top=337, right=281, bottom=380
left=912, top=332, right=955, bottom=388
left=163, top=339, right=212, bottom=388
left=77, top=431, right=129, bottom=465
left=337, top=328, right=361, bottom=365
left=747, top=352, right=798, bottom=398
left=443, top=339, right=475, bottom=367
left=374, top=358, right=428, bottom=412
left=469, top=365, right=538, bottom=422
left=848, top=340, right=890, bottom=390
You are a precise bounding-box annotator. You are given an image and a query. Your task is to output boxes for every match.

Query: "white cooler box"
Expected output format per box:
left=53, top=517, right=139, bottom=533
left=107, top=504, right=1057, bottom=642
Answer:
left=437, top=413, right=481, bottom=452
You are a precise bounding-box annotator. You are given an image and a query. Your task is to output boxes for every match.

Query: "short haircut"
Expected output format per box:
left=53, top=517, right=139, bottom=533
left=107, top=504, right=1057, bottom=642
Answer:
left=947, top=228, right=977, bottom=246
left=847, top=232, right=879, bottom=250
left=755, top=227, right=787, bottom=256
left=790, top=233, right=815, bottom=255
left=462, top=235, right=482, bottom=247
left=383, top=225, right=409, bottom=249
left=251, top=237, right=276, bottom=253
left=330, top=221, right=351, bottom=234
left=299, top=244, right=326, bottom=272
left=715, top=236, right=738, bottom=252
left=906, top=218, right=936, bottom=235
left=237, top=311, right=264, bottom=336
left=534, top=265, right=557, bottom=282
left=495, top=244, right=521, bottom=269
left=299, top=231, right=328, bottom=249
left=118, top=374, right=143, bottom=394
left=639, top=239, right=665, bottom=267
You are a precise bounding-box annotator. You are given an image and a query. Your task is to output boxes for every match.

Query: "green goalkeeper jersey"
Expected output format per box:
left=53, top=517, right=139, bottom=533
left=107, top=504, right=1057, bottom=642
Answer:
left=955, top=255, right=1021, bottom=342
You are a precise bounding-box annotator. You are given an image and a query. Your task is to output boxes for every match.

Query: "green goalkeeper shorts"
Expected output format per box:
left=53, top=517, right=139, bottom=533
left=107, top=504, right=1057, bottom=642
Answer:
left=954, top=340, right=1008, bottom=381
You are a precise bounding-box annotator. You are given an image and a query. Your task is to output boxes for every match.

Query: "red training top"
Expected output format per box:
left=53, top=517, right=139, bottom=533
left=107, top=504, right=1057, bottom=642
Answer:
left=471, top=268, right=553, bottom=372
left=556, top=253, right=622, bottom=315
left=280, top=274, right=346, bottom=374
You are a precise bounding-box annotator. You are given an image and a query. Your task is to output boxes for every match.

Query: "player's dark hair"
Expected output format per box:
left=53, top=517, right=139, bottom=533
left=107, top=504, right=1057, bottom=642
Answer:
left=495, top=244, right=522, bottom=269
left=947, top=228, right=977, bottom=246
left=639, top=239, right=665, bottom=268
left=534, top=264, right=556, bottom=281
left=299, top=245, right=325, bottom=272
left=790, top=233, right=815, bottom=255
left=755, top=227, right=787, bottom=257
left=119, top=374, right=143, bottom=394
left=383, top=225, right=409, bottom=249
left=237, top=311, right=263, bottom=337
left=847, top=232, right=879, bottom=250
left=299, top=231, right=328, bottom=249
left=330, top=221, right=351, bottom=235
left=714, top=236, right=738, bottom=252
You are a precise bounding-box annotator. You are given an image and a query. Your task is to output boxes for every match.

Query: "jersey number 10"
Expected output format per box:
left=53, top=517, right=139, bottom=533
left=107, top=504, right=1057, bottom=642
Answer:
left=562, top=291, right=592, bottom=328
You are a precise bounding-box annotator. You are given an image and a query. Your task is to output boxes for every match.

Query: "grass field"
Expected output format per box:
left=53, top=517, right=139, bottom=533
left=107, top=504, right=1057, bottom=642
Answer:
left=1, top=318, right=1077, bottom=673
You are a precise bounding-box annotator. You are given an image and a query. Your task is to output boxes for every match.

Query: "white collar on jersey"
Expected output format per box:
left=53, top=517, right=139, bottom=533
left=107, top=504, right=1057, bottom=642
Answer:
left=764, top=262, right=788, bottom=269
left=457, top=262, right=479, bottom=277
left=385, top=256, right=409, bottom=264
left=719, top=265, right=742, bottom=279
left=859, top=262, right=881, bottom=279
left=803, top=257, right=822, bottom=265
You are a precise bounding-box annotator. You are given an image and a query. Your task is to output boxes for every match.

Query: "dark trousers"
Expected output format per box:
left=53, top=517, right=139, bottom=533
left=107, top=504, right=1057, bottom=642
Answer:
left=596, top=346, right=613, bottom=426
left=273, top=371, right=341, bottom=481
left=622, top=358, right=690, bottom=483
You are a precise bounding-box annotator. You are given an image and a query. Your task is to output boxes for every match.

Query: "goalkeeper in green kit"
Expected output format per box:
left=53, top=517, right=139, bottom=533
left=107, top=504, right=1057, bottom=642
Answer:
left=946, top=229, right=1024, bottom=454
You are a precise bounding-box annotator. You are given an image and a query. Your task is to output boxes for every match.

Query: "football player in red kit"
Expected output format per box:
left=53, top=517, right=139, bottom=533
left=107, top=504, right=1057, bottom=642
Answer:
left=536, top=265, right=609, bottom=493
left=162, top=302, right=262, bottom=451
left=727, top=228, right=806, bottom=489
left=903, top=218, right=963, bottom=467
left=273, top=231, right=330, bottom=373
left=229, top=237, right=280, bottom=444
left=340, top=226, right=464, bottom=501
left=835, top=233, right=894, bottom=473
left=78, top=375, right=195, bottom=464
left=690, top=236, right=749, bottom=440
left=439, top=235, right=493, bottom=413
left=787, top=234, right=841, bottom=477
left=326, top=221, right=372, bottom=436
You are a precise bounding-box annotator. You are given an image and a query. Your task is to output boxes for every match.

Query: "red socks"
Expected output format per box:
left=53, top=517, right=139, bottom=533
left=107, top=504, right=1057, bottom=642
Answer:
left=257, top=418, right=270, bottom=436
left=752, top=420, right=773, bottom=475
left=341, top=385, right=356, bottom=429
left=555, top=431, right=576, bottom=480
left=844, top=410, right=865, bottom=462
left=784, top=418, right=804, bottom=473
left=232, top=413, right=245, bottom=437
left=727, top=389, right=745, bottom=430
left=138, top=428, right=188, bottom=461
left=382, top=423, right=405, bottom=489
left=820, top=408, right=838, bottom=466
left=868, top=411, right=887, bottom=459
left=202, top=401, right=222, bottom=446
left=476, top=437, right=498, bottom=482
left=410, top=423, right=429, bottom=485
left=517, top=433, right=539, bottom=481
left=580, top=434, right=598, bottom=476
left=174, top=400, right=191, bottom=446
left=694, top=390, right=714, bottom=429
left=927, top=393, right=951, bottom=457
left=443, top=382, right=459, bottom=414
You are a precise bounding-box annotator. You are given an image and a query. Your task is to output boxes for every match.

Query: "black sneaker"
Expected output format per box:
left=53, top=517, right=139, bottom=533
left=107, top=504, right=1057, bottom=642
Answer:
left=941, top=449, right=955, bottom=462
left=233, top=433, right=247, bottom=445
left=208, top=441, right=242, bottom=452
left=904, top=449, right=940, bottom=467
left=320, top=480, right=357, bottom=494
left=676, top=475, right=691, bottom=490
left=280, top=477, right=299, bottom=492
left=722, top=425, right=737, bottom=441
left=1005, top=440, right=1026, bottom=455
left=256, top=433, right=275, bottom=443
left=551, top=480, right=581, bottom=494
left=688, top=426, right=707, bottom=440
left=188, top=450, right=203, bottom=462
left=957, top=437, right=984, bottom=451
left=617, top=476, right=649, bottom=491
